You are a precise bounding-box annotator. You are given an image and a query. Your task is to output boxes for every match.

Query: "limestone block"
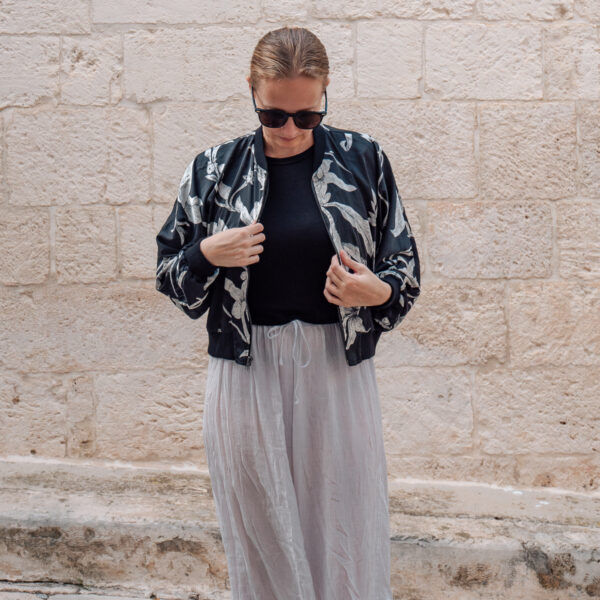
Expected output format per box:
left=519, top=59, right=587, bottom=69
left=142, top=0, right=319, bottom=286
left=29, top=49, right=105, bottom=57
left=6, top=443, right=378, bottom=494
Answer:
left=263, top=0, right=309, bottom=20
left=375, top=280, right=507, bottom=367
left=5, top=107, right=151, bottom=206
left=329, top=100, right=477, bottom=199
left=0, top=207, right=50, bottom=285
left=380, top=0, right=475, bottom=18
left=65, top=374, right=97, bottom=458
left=357, top=20, right=421, bottom=99
left=428, top=200, right=553, bottom=278
left=0, top=373, right=67, bottom=456
left=576, top=0, right=600, bottom=20
left=55, top=205, right=117, bottom=283
left=311, top=0, right=380, bottom=19
left=0, top=282, right=210, bottom=373
left=477, top=367, right=600, bottom=454
left=123, top=26, right=272, bottom=103
left=61, top=34, right=123, bottom=105
left=508, top=281, right=600, bottom=366
left=479, top=0, right=574, bottom=20
left=557, top=200, right=600, bottom=280
left=0, top=36, right=59, bottom=109
left=479, top=102, right=577, bottom=200
left=426, top=23, right=542, bottom=99
left=119, top=204, right=155, bottom=280
left=544, top=24, right=600, bottom=99
left=0, top=0, right=90, bottom=33
left=378, top=366, right=474, bottom=455
left=313, top=0, right=475, bottom=19
left=94, top=370, right=207, bottom=461
left=91, top=0, right=259, bottom=24
left=580, top=101, right=600, bottom=197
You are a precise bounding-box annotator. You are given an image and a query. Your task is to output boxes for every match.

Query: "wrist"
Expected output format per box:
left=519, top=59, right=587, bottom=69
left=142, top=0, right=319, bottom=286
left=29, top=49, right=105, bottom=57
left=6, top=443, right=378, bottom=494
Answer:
left=376, top=279, right=392, bottom=306
left=199, top=238, right=216, bottom=266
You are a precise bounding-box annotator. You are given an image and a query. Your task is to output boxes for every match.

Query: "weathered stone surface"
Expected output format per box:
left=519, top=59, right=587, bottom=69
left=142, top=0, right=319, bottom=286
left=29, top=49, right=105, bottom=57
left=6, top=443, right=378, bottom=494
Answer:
left=557, top=199, right=600, bottom=280
left=329, top=100, right=477, bottom=199
left=426, top=23, right=543, bottom=99
left=508, top=282, right=600, bottom=366
left=55, top=205, right=117, bottom=283
left=0, top=283, right=210, bottom=373
left=61, top=35, right=123, bottom=106
left=544, top=24, right=600, bottom=99
left=356, top=20, right=421, bottom=99
left=94, top=370, right=207, bottom=461
left=479, top=102, right=577, bottom=200
left=428, top=200, right=553, bottom=278
left=92, top=0, right=259, bottom=24
left=5, top=107, right=151, bottom=206
left=1, top=460, right=599, bottom=597
left=479, top=0, right=574, bottom=20
left=0, top=208, right=50, bottom=285
left=374, top=280, right=507, bottom=368
left=378, top=366, right=474, bottom=455
left=119, top=204, right=155, bottom=280
left=477, top=367, right=600, bottom=454
left=312, top=0, right=476, bottom=19
left=0, top=0, right=90, bottom=33
left=123, top=26, right=270, bottom=103
left=0, top=36, right=59, bottom=108
left=579, top=101, right=600, bottom=197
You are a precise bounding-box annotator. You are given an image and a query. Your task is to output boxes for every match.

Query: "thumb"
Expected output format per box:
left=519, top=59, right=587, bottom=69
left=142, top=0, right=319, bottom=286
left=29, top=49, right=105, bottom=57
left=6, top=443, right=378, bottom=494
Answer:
left=340, top=249, right=362, bottom=272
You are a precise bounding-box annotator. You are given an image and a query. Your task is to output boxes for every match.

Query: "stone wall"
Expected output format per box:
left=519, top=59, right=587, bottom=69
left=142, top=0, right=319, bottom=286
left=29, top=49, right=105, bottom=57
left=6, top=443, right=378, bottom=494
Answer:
left=1, top=0, right=598, bottom=492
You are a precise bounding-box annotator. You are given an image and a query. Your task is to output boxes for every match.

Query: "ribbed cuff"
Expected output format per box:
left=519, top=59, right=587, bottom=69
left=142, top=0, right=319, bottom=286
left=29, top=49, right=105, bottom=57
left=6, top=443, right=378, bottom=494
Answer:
left=374, top=275, right=400, bottom=309
left=183, top=239, right=219, bottom=278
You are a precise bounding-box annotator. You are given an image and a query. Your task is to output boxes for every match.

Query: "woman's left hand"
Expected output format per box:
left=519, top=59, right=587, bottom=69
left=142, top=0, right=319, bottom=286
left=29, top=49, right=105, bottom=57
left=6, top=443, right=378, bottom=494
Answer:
left=324, top=249, right=392, bottom=308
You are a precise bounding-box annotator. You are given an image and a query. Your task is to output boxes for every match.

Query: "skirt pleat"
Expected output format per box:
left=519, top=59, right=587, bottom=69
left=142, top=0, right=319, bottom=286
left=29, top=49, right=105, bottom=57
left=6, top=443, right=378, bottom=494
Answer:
left=202, top=319, right=393, bottom=600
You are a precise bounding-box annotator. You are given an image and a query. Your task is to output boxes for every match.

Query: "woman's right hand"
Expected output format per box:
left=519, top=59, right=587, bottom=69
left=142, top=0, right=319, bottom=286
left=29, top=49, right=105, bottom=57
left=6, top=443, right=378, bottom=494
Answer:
left=200, top=221, right=265, bottom=268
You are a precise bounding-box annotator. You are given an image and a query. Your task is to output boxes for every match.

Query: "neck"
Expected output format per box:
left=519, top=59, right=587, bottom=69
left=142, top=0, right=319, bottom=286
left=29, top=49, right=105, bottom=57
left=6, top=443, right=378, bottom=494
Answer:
left=262, top=128, right=315, bottom=159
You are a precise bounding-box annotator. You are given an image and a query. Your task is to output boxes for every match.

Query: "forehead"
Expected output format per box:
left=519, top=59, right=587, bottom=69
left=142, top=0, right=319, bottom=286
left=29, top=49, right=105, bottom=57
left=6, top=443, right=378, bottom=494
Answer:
left=255, top=78, right=324, bottom=109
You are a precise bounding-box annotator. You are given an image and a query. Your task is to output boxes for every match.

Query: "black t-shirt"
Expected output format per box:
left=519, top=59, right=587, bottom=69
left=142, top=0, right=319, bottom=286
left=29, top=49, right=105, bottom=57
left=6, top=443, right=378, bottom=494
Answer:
left=247, top=143, right=340, bottom=325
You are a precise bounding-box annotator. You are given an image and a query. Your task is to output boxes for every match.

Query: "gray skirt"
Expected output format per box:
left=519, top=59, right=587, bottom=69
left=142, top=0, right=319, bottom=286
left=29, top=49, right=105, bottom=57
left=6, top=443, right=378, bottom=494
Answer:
left=202, top=318, right=393, bottom=600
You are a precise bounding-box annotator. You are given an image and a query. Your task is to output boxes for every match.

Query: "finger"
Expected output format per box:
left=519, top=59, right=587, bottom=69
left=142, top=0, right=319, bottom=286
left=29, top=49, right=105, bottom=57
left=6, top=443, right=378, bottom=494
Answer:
left=327, top=268, right=344, bottom=287
left=248, top=240, right=264, bottom=255
left=323, top=286, right=340, bottom=305
left=249, top=221, right=264, bottom=233
left=326, top=275, right=343, bottom=297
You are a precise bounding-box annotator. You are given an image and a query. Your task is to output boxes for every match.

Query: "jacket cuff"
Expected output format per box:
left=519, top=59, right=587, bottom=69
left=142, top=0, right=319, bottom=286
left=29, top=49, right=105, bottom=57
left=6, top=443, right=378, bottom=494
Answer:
left=374, top=275, right=401, bottom=310
left=183, top=239, right=219, bottom=278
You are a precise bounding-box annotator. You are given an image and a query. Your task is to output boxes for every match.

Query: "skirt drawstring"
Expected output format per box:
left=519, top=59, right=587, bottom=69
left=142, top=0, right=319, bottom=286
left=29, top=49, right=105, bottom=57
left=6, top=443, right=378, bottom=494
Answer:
left=266, top=320, right=312, bottom=406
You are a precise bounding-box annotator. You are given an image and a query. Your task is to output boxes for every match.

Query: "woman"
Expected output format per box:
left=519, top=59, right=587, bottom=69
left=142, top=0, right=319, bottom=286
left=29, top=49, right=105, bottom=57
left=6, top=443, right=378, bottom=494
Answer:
left=156, top=26, right=420, bottom=600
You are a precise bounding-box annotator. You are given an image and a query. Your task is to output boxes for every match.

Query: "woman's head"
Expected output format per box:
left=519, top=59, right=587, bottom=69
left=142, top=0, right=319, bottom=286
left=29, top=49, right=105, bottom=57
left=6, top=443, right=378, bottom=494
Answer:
left=247, top=27, right=330, bottom=155
left=248, top=26, right=329, bottom=90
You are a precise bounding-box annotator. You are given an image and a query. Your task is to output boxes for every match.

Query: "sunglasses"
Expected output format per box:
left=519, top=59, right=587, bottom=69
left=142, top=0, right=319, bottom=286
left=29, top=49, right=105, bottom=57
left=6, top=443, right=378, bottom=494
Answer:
left=251, top=86, right=327, bottom=129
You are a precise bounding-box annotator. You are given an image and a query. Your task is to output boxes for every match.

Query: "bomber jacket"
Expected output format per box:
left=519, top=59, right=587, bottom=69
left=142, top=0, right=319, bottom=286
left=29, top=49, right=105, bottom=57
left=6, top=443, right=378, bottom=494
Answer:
left=155, top=122, right=421, bottom=367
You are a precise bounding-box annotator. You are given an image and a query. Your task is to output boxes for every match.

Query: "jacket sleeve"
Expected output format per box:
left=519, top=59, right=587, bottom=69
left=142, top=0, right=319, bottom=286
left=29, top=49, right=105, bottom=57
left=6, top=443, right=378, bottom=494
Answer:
left=370, top=140, right=421, bottom=332
left=155, top=154, right=220, bottom=320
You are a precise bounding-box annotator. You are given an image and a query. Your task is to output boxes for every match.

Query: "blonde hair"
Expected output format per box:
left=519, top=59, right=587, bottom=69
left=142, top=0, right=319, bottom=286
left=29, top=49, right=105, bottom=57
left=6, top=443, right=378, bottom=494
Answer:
left=249, top=26, right=329, bottom=91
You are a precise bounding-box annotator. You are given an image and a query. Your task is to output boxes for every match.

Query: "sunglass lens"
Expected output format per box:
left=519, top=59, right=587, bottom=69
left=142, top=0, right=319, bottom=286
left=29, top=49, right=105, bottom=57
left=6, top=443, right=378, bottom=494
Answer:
left=295, top=112, right=322, bottom=129
left=259, top=110, right=287, bottom=128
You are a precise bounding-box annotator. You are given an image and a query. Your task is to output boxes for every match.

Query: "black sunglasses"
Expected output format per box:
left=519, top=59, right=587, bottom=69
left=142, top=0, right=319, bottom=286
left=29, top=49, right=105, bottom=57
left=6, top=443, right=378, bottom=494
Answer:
left=251, top=86, right=327, bottom=129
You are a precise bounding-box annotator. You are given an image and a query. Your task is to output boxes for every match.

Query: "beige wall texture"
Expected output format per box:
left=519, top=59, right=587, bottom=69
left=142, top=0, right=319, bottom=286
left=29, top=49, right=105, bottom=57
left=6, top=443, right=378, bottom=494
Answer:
left=0, top=0, right=598, bottom=494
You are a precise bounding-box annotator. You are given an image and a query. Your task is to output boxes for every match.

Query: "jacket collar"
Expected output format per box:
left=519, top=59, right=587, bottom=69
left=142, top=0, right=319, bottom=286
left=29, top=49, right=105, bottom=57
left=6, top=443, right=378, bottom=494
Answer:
left=253, top=123, right=327, bottom=174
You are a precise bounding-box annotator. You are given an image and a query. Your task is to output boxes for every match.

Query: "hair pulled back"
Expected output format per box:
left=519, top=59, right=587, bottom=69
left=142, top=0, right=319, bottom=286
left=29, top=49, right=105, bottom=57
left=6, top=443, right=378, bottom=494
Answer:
left=249, top=27, right=330, bottom=91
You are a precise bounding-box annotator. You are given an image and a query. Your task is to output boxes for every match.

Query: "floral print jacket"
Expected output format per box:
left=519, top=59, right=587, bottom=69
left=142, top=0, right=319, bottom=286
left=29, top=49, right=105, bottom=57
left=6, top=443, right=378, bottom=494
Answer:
left=156, top=123, right=421, bottom=367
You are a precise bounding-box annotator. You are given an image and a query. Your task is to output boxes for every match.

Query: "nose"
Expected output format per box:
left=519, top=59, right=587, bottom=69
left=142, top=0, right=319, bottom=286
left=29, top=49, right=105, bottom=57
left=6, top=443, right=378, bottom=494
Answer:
left=280, top=116, right=301, bottom=136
